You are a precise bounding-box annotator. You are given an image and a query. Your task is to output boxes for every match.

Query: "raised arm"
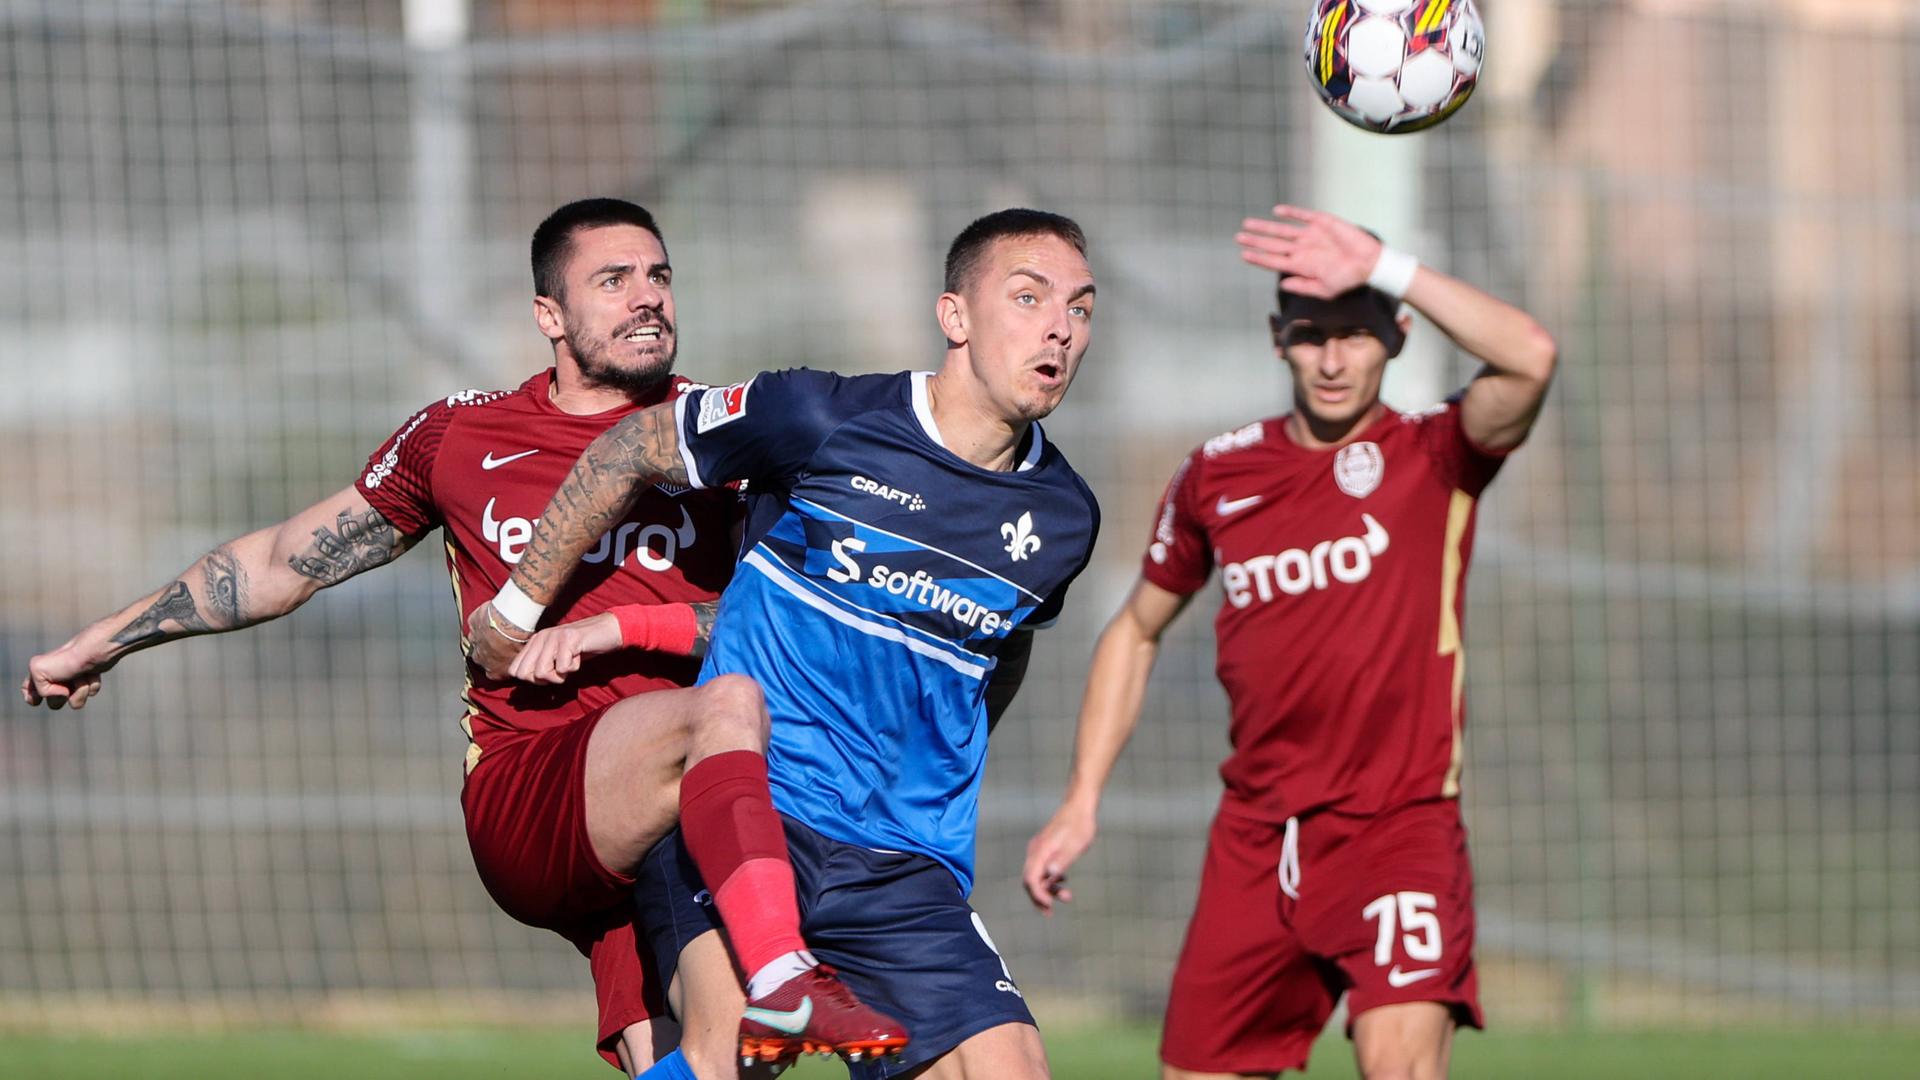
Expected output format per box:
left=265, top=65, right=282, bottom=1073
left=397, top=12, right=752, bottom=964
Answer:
left=1022, top=578, right=1192, bottom=913
left=1398, top=254, right=1557, bottom=451
left=22, top=486, right=412, bottom=709
left=467, top=401, right=689, bottom=676
left=1237, top=204, right=1557, bottom=451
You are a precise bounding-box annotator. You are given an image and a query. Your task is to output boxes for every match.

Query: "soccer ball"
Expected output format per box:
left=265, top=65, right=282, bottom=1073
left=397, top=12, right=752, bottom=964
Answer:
left=1304, top=0, right=1484, bottom=134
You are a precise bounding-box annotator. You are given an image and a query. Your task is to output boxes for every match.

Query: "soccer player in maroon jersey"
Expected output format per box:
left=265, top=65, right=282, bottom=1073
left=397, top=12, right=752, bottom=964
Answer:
left=21, top=198, right=901, bottom=1077
left=1022, top=205, right=1556, bottom=1080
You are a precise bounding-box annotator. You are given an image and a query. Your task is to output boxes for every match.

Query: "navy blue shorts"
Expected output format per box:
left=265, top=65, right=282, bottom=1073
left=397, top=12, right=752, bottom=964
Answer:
left=633, top=814, right=1037, bottom=1078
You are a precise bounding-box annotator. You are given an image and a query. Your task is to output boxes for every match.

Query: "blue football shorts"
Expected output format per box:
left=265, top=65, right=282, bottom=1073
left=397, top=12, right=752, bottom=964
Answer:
left=633, top=814, right=1037, bottom=1078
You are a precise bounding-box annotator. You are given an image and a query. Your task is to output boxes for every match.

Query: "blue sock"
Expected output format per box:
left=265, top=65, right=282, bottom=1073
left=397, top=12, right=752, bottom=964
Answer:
left=637, top=1047, right=697, bottom=1080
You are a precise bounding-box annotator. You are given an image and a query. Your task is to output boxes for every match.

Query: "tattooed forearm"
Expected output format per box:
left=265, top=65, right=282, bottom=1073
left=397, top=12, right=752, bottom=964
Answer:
left=202, top=544, right=249, bottom=627
left=108, top=581, right=213, bottom=648
left=512, top=403, right=689, bottom=604
left=691, top=600, right=719, bottom=660
left=606, top=402, right=692, bottom=489
left=287, top=508, right=401, bottom=586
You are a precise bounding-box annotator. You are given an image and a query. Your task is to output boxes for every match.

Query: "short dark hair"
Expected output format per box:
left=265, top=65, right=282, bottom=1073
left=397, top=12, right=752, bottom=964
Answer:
left=531, top=198, right=665, bottom=299
left=943, top=208, right=1088, bottom=294
left=1274, top=282, right=1407, bottom=358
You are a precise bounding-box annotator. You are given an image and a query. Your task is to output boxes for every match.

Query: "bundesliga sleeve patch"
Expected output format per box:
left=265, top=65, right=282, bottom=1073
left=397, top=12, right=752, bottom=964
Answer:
left=695, top=379, right=752, bottom=434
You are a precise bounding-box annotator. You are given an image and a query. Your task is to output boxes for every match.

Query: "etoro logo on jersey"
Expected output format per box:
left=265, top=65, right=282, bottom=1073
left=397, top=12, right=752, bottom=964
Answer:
left=1222, top=514, right=1389, bottom=607
left=481, top=498, right=696, bottom=571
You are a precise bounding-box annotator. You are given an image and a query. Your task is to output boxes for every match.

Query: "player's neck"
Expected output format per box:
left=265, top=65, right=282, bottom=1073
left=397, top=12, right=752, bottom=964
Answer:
left=1286, top=401, right=1385, bottom=450
left=925, top=369, right=1028, bottom=472
left=548, top=360, right=664, bottom=416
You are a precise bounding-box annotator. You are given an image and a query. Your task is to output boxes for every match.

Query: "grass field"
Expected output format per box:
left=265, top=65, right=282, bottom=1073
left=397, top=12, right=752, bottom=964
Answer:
left=6, top=1024, right=1919, bottom=1078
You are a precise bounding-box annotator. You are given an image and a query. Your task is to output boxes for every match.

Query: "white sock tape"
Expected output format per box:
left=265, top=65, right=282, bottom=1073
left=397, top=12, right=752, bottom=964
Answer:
left=490, top=579, right=545, bottom=633
left=1366, top=245, right=1419, bottom=301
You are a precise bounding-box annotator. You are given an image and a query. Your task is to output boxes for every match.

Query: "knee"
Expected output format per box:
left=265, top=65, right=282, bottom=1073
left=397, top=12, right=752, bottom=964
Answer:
left=694, top=674, right=769, bottom=745
left=1359, top=1069, right=1435, bottom=1080
left=1356, top=1051, right=1443, bottom=1080
left=1009, top=1023, right=1051, bottom=1079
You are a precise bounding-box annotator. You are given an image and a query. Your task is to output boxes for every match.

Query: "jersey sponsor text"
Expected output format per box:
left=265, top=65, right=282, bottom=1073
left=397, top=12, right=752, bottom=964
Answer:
left=1222, top=514, right=1388, bottom=606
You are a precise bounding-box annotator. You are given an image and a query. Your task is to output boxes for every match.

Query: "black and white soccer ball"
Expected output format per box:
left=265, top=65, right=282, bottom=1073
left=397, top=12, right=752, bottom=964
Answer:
left=1304, top=0, right=1485, bottom=134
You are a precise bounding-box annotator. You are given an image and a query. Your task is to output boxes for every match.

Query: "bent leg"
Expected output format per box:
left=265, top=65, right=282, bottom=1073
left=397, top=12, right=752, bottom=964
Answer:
left=672, top=675, right=811, bottom=996
left=464, top=718, right=682, bottom=1074
left=583, top=682, right=712, bottom=876
left=683, top=672, right=771, bottom=767
left=616, top=1018, right=681, bottom=1077
left=584, top=673, right=775, bottom=878
left=1350, top=1001, right=1453, bottom=1080
left=669, top=928, right=755, bottom=1080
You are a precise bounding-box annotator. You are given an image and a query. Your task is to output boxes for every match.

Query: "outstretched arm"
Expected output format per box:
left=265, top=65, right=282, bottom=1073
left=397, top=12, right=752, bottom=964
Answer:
left=1022, top=578, right=1191, bottom=913
left=22, top=486, right=412, bottom=709
left=467, top=402, right=689, bottom=676
left=504, top=599, right=722, bottom=685
left=1237, top=204, right=1557, bottom=451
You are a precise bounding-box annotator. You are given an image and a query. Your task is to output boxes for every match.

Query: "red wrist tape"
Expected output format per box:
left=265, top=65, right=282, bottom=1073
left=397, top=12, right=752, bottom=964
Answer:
left=611, top=603, right=700, bottom=657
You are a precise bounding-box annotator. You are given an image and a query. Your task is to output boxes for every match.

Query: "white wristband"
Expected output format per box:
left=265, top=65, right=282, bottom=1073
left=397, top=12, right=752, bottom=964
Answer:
left=490, top=579, right=545, bottom=633
left=1366, top=245, right=1419, bottom=301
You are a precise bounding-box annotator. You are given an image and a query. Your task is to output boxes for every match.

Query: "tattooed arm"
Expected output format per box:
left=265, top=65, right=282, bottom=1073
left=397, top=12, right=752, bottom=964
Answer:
left=468, top=402, right=688, bottom=677
left=21, top=487, right=413, bottom=710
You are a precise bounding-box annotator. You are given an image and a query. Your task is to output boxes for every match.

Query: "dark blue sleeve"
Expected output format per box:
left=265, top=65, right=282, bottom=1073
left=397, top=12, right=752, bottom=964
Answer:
left=1029, top=480, right=1101, bottom=629
left=673, top=368, right=845, bottom=489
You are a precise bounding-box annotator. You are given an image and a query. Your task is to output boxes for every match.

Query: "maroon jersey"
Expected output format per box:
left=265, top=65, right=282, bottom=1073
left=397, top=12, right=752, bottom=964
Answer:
left=1140, top=398, right=1508, bottom=822
left=355, top=370, right=738, bottom=773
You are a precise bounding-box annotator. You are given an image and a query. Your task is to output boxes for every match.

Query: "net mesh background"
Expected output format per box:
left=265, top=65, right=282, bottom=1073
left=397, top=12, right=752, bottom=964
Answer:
left=2, top=0, right=1915, bottom=1028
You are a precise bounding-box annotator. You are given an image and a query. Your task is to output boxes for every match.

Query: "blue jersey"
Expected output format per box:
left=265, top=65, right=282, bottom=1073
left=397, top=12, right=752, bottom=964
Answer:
left=673, top=369, right=1099, bottom=891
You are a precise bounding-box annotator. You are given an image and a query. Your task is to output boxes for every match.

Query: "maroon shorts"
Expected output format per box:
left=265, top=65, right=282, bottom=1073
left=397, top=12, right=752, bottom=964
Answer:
left=463, top=704, right=665, bottom=1069
left=1160, top=798, right=1481, bottom=1075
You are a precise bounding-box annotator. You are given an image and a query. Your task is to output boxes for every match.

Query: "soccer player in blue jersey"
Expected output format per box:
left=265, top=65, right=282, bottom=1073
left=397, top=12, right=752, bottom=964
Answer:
left=468, top=209, right=1101, bottom=1080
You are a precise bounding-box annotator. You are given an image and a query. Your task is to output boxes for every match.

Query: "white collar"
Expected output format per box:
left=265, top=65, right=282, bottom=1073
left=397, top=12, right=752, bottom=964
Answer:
left=910, top=371, right=1044, bottom=472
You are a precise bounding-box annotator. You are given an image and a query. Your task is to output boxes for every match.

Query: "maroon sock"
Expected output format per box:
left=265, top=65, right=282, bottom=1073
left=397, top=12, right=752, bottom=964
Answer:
left=679, top=750, right=807, bottom=981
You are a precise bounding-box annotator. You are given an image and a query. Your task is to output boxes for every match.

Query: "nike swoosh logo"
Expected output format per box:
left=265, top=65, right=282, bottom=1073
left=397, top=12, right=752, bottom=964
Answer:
left=1216, top=494, right=1263, bottom=516
left=481, top=449, right=540, bottom=470
left=742, top=996, right=813, bottom=1035
left=1387, top=966, right=1442, bottom=988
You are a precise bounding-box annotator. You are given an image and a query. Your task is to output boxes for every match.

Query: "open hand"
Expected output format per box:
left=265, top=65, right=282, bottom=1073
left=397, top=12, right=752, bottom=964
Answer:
left=1235, top=204, right=1384, bottom=299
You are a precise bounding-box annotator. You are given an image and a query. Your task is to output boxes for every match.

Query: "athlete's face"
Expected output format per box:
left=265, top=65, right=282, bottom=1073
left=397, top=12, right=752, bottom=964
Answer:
left=1273, top=317, right=1394, bottom=428
left=536, top=223, right=677, bottom=397
left=942, top=234, right=1095, bottom=424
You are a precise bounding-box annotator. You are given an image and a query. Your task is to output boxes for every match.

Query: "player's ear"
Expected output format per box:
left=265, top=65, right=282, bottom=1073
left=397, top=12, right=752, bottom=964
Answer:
left=1388, top=311, right=1414, bottom=358
left=533, top=295, right=566, bottom=344
left=1268, top=313, right=1287, bottom=354
left=937, top=291, right=968, bottom=348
